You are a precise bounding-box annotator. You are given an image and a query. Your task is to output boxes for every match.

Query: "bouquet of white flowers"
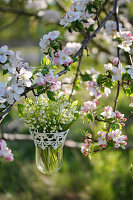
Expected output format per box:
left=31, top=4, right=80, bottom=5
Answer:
left=18, top=94, right=79, bottom=174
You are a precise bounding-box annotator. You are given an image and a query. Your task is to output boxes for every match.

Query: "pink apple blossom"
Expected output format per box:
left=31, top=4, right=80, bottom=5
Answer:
left=0, top=139, right=14, bottom=162
left=97, top=131, right=107, bottom=148
left=81, top=99, right=98, bottom=114
left=108, top=129, right=128, bottom=148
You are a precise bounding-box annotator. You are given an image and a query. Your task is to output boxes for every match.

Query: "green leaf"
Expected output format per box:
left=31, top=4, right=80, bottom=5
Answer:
left=33, top=70, right=40, bottom=75
left=106, top=118, right=114, bottom=123
left=87, top=114, right=94, bottom=122
left=36, top=85, right=44, bottom=95
left=68, top=26, right=72, bottom=33
left=41, top=56, right=50, bottom=66
left=3, top=69, right=8, bottom=75
left=47, top=90, right=55, bottom=101
left=42, top=68, right=49, bottom=75
left=121, top=145, right=126, bottom=149
left=71, top=100, right=78, bottom=107
left=77, top=105, right=81, bottom=111
left=80, top=129, right=87, bottom=136
left=81, top=73, right=92, bottom=81
left=17, top=104, right=25, bottom=117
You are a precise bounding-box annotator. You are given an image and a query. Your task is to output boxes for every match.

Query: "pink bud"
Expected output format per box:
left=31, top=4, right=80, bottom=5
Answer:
left=93, top=99, right=98, bottom=105
left=112, top=57, right=119, bottom=65
left=123, top=118, right=127, bottom=122
left=121, top=123, right=125, bottom=127
left=122, top=142, right=127, bottom=146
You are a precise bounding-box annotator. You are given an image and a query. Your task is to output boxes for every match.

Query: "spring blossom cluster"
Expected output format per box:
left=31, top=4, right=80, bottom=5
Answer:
left=0, top=139, right=14, bottom=162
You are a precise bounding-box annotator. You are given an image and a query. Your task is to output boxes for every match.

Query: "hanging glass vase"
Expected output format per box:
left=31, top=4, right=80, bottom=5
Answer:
left=30, top=129, right=69, bottom=175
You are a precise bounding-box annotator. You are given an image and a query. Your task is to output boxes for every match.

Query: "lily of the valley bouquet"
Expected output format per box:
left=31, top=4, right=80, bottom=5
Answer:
left=18, top=94, right=79, bottom=174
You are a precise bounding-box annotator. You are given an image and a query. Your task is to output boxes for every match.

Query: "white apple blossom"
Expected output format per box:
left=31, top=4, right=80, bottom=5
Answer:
left=112, top=57, right=119, bottom=65
left=0, top=45, right=14, bottom=64
left=86, top=81, right=101, bottom=99
left=118, top=41, right=132, bottom=52
left=2, top=63, right=16, bottom=74
left=97, top=131, right=107, bottom=148
left=60, top=0, right=94, bottom=27
left=39, top=31, right=60, bottom=52
left=104, top=63, right=113, bottom=71
left=9, top=50, right=22, bottom=65
left=125, top=65, right=133, bottom=79
left=0, top=82, right=6, bottom=97
left=104, top=87, right=111, bottom=97
left=18, top=68, right=32, bottom=87
left=86, top=67, right=99, bottom=82
left=108, top=129, right=128, bottom=148
left=5, top=84, right=24, bottom=104
left=62, top=77, right=76, bottom=95
left=101, top=106, right=116, bottom=119
left=53, top=50, right=73, bottom=66
left=112, top=66, right=122, bottom=81
left=64, top=42, right=81, bottom=55
left=105, top=20, right=117, bottom=35
left=36, top=71, right=61, bottom=92
left=115, top=31, right=133, bottom=52
left=81, top=99, right=98, bottom=114
left=129, top=99, right=133, bottom=107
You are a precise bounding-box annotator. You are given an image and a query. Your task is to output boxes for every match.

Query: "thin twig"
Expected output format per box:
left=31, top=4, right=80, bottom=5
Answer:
left=69, top=51, right=83, bottom=100
left=113, top=0, right=120, bottom=112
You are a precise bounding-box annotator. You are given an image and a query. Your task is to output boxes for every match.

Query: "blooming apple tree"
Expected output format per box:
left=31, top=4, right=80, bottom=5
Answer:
left=0, top=0, right=133, bottom=161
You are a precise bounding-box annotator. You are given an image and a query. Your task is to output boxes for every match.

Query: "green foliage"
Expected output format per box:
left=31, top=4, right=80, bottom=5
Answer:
left=47, top=90, right=56, bottom=101
left=81, top=72, right=92, bottom=82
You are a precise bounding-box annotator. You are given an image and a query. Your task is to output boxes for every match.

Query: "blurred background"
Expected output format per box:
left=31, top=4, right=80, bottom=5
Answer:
left=0, top=0, right=133, bottom=200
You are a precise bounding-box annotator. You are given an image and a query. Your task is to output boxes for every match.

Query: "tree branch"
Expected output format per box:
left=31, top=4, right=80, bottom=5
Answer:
left=0, top=7, right=40, bottom=19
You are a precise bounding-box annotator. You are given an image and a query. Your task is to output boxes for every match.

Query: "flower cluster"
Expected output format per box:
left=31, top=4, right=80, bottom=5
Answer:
left=81, top=133, right=92, bottom=156
left=115, top=31, right=133, bottom=52
left=0, top=139, right=14, bottom=162
left=105, top=20, right=133, bottom=52
left=81, top=99, right=98, bottom=114
left=60, top=0, right=94, bottom=28
left=104, top=59, right=126, bottom=82
left=53, top=49, right=73, bottom=67
left=36, top=71, right=61, bottom=92
left=18, top=94, right=79, bottom=133
left=86, top=81, right=101, bottom=99
left=39, top=31, right=61, bottom=53
left=108, top=129, right=128, bottom=148
left=0, top=45, right=33, bottom=107
left=81, top=128, right=128, bottom=156
left=39, top=31, right=74, bottom=67
left=86, top=80, right=111, bottom=99
left=101, top=106, right=127, bottom=125
left=97, top=129, right=127, bottom=148
left=64, top=42, right=81, bottom=55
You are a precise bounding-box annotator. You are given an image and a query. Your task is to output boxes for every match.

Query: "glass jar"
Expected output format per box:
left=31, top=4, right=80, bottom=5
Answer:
left=36, top=144, right=63, bottom=175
